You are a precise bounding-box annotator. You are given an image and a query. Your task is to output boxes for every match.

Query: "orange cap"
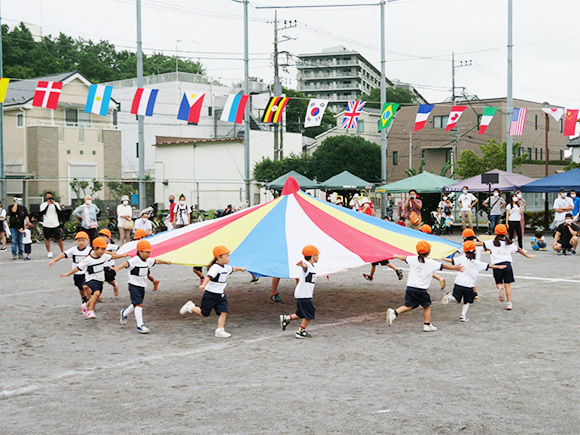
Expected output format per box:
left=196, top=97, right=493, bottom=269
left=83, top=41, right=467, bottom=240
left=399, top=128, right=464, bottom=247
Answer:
left=494, top=224, right=508, bottom=235
left=463, top=240, right=476, bottom=252
left=134, top=229, right=147, bottom=239
left=419, top=224, right=432, bottom=234
left=92, top=237, right=108, bottom=249
left=462, top=228, right=475, bottom=238
left=213, top=245, right=230, bottom=258
left=136, top=240, right=152, bottom=252
left=75, top=231, right=89, bottom=239
left=99, top=228, right=112, bottom=238
left=302, top=245, right=320, bottom=257
left=416, top=240, right=431, bottom=254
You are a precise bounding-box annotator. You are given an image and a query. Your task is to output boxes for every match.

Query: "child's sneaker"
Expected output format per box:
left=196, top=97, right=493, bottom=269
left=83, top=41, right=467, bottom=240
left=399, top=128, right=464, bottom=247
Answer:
left=215, top=327, right=231, bottom=338
left=249, top=276, right=260, bottom=284
left=137, top=325, right=150, bottom=334
left=386, top=308, right=396, bottom=326
left=363, top=273, right=373, bottom=281
left=441, top=292, right=451, bottom=305
left=396, top=269, right=403, bottom=280
left=81, top=303, right=88, bottom=316
left=120, top=309, right=127, bottom=325
left=269, top=293, right=282, bottom=304
left=295, top=329, right=311, bottom=339
left=179, top=301, right=195, bottom=315
left=280, top=315, right=290, bottom=330
left=86, top=311, right=96, bottom=319
left=153, top=280, right=160, bottom=291
left=505, top=302, right=513, bottom=310
left=422, top=324, right=437, bottom=332
left=498, top=285, right=506, bottom=302
left=459, top=315, right=469, bottom=322
left=474, top=293, right=479, bottom=301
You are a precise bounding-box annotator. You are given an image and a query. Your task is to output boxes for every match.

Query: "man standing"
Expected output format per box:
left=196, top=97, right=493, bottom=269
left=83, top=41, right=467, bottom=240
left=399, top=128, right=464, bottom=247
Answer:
left=483, top=188, right=506, bottom=234
left=168, top=195, right=176, bottom=231
left=552, top=187, right=574, bottom=229
left=570, top=189, right=580, bottom=220
left=458, top=186, right=478, bottom=229
left=40, top=191, right=64, bottom=258
left=73, top=195, right=100, bottom=241
left=552, top=213, right=578, bottom=255
left=8, top=196, right=29, bottom=260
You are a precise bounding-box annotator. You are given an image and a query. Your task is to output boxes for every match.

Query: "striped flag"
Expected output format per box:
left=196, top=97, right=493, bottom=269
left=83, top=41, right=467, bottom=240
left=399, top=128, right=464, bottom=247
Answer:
left=478, top=107, right=497, bottom=134
left=262, top=96, right=289, bottom=123
left=220, top=94, right=249, bottom=124
left=413, top=104, right=434, bottom=132
left=509, top=108, right=527, bottom=136
left=131, top=88, right=159, bottom=117
left=85, top=84, right=113, bottom=117
left=341, top=101, right=366, bottom=129
left=445, top=105, right=467, bottom=131
left=177, top=92, right=205, bottom=123
left=32, top=81, right=63, bottom=110
left=0, top=78, right=10, bottom=103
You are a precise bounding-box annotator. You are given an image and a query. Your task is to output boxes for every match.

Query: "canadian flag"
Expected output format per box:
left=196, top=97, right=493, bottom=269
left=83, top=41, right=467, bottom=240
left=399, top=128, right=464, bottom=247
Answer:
left=32, top=81, right=63, bottom=110
left=445, top=105, right=467, bottom=131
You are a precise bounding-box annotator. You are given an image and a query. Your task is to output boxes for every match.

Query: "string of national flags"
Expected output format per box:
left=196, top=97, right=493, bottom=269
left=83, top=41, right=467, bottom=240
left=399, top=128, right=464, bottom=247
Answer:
left=0, top=77, right=578, bottom=135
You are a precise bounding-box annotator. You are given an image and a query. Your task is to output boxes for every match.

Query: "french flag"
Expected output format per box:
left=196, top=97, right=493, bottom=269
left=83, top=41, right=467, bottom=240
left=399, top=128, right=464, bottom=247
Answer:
left=220, top=94, right=249, bottom=124
left=413, top=104, right=435, bottom=132
left=177, top=92, right=205, bottom=123
left=130, top=88, right=159, bottom=117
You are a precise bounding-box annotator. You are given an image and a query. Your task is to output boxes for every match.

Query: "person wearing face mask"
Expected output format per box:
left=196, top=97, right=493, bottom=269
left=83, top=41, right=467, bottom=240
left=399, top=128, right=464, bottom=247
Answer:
left=483, top=189, right=506, bottom=235
left=436, top=194, right=453, bottom=235
left=168, top=195, right=176, bottom=231
left=457, top=186, right=478, bottom=230
left=39, top=191, right=65, bottom=258
left=515, top=190, right=526, bottom=238
left=116, top=195, right=133, bottom=246
left=506, top=194, right=524, bottom=249
left=403, top=189, right=423, bottom=229
left=134, top=210, right=154, bottom=236
left=175, top=194, right=191, bottom=228
left=73, top=195, right=100, bottom=241
left=0, top=200, right=7, bottom=251
left=552, top=213, right=578, bottom=255
left=8, top=196, right=29, bottom=259
left=569, top=189, right=580, bottom=221
left=552, top=187, right=574, bottom=229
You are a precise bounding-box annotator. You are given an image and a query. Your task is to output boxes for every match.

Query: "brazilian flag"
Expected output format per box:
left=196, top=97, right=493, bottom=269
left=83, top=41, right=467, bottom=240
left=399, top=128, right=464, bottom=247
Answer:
left=378, top=102, right=400, bottom=131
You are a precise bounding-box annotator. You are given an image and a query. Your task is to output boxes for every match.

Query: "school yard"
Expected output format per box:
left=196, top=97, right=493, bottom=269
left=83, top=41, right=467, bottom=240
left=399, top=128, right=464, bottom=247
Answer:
left=1, top=235, right=579, bottom=434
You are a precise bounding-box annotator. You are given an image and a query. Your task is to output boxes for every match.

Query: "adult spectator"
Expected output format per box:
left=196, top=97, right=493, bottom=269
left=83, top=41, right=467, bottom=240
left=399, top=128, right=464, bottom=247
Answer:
left=73, top=195, right=100, bottom=241
left=223, top=204, right=236, bottom=216
left=457, top=186, right=478, bottom=229
left=403, top=189, right=422, bottom=229
left=516, top=190, right=526, bottom=237
left=436, top=194, right=453, bottom=235
left=174, top=194, right=191, bottom=228
left=350, top=193, right=363, bottom=211
left=134, top=209, right=154, bottom=237
left=8, top=196, right=29, bottom=259
left=385, top=193, right=394, bottom=221
left=0, top=200, right=7, bottom=251
left=358, top=197, right=374, bottom=216
left=168, top=194, right=176, bottom=230
left=116, top=195, right=133, bottom=246
left=552, top=213, right=578, bottom=255
left=39, top=191, right=64, bottom=258
left=506, top=194, right=524, bottom=249
left=570, top=189, right=580, bottom=220
left=483, top=188, right=506, bottom=234
left=553, top=187, right=574, bottom=228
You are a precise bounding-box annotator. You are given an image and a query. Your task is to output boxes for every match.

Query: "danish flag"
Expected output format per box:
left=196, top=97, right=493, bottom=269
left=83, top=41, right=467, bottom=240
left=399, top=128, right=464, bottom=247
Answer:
left=341, top=101, right=366, bottom=129
left=32, top=81, right=63, bottom=110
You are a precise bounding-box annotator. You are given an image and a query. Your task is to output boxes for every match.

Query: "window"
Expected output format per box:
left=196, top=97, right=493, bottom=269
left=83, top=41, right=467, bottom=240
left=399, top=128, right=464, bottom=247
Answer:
left=535, top=114, right=538, bottom=130
left=421, top=149, right=426, bottom=162
left=433, top=115, right=448, bottom=129
left=187, top=121, right=198, bottom=126
left=393, top=151, right=398, bottom=166
left=17, top=113, right=24, bottom=127
left=477, top=114, right=482, bottom=129
left=561, top=119, right=564, bottom=133
left=67, top=150, right=71, bottom=155
left=527, top=147, right=532, bottom=160
left=208, top=107, right=213, bottom=117
left=92, top=151, right=96, bottom=155
left=113, top=110, right=118, bottom=126
left=80, top=150, right=84, bottom=155
left=65, top=109, right=78, bottom=126
left=445, top=149, right=452, bottom=163
left=357, top=120, right=365, bottom=132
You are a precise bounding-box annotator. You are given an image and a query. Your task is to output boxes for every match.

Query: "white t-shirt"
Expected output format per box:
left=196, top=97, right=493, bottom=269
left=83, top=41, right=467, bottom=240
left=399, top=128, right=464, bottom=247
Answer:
left=506, top=203, right=522, bottom=221
left=40, top=202, right=61, bottom=228
left=294, top=262, right=316, bottom=299
left=105, top=243, right=119, bottom=267
left=452, top=255, right=489, bottom=288
left=405, top=256, right=443, bottom=290
left=127, top=256, right=156, bottom=287
left=175, top=204, right=190, bottom=226
left=205, top=263, right=233, bottom=294
left=77, top=253, right=113, bottom=282
left=134, top=218, right=153, bottom=233
left=64, top=245, right=92, bottom=275
left=484, top=240, right=518, bottom=264
left=457, top=245, right=485, bottom=261
left=22, top=229, right=32, bottom=244
left=116, top=204, right=133, bottom=227
left=553, top=196, right=574, bottom=222
left=458, top=193, right=477, bottom=211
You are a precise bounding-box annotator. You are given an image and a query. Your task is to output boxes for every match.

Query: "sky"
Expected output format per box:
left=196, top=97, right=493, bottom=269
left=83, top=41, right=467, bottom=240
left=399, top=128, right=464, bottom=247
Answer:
left=5, top=0, right=580, bottom=108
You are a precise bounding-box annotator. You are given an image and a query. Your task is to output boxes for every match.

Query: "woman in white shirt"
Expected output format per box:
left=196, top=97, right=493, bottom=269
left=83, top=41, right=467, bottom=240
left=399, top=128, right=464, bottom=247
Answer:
left=116, top=195, right=133, bottom=246
left=506, top=194, right=523, bottom=249
left=175, top=194, right=191, bottom=228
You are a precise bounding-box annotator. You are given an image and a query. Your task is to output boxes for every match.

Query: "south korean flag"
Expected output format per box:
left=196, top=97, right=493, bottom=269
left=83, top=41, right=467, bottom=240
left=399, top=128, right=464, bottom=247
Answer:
left=304, top=99, right=329, bottom=128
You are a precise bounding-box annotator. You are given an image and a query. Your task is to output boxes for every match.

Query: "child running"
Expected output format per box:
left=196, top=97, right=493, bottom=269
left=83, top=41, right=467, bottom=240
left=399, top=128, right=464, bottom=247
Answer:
left=483, top=224, right=535, bottom=310
left=442, top=241, right=506, bottom=322
left=179, top=245, right=245, bottom=338
left=60, top=237, right=113, bottom=319
left=132, top=228, right=160, bottom=290
left=280, top=245, right=320, bottom=339
left=97, top=228, right=121, bottom=295
left=456, top=228, right=486, bottom=301
left=49, top=231, right=92, bottom=309
left=386, top=241, right=463, bottom=332
left=114, top=240, right=171, bottom=334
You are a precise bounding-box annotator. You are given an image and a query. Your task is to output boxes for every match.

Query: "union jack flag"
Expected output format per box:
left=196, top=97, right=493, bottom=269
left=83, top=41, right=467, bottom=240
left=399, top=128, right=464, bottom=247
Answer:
left=341, top=100, right=366, bottom=129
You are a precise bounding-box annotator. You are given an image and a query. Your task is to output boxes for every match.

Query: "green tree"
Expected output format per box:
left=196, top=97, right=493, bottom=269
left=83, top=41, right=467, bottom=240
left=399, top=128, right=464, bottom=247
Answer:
left=282, top=87, right=336, bottom=139
left=366, top=86, right=419, bottom=105
left=253, top=153, right=313, bottom=184
left=455, top=139, right=528, bottom=179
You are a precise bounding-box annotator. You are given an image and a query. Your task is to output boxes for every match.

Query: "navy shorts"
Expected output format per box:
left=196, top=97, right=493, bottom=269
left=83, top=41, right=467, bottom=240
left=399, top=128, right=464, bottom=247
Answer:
left=452, top=284, right=475, bottom=304
left=492, top=262, right=514, bottom=285
left=371, top=260, right=390, bottom=267
left=404, top=286, right=432, bottom=309
left=73, top=274, right=85, bottom=291
left=200, top=291, right=228, bottom=317
left=86, top=280, right=103, bottom=294
left=295, top=298, right=316, bottom=320
left=104, top=267, right=116, bottom=283
left=129, top=283, right=146, bottom=306
left=24, top=243, right=32, bottom=254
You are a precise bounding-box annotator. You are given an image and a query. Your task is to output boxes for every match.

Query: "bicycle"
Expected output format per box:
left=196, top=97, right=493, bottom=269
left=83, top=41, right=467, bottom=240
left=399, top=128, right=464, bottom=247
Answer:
left=192, top=209, right=209, bottom=222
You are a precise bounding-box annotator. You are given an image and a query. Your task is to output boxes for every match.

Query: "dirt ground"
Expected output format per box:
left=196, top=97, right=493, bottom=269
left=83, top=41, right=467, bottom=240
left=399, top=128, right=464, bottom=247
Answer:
left=1, top=235, right=579, bottom=434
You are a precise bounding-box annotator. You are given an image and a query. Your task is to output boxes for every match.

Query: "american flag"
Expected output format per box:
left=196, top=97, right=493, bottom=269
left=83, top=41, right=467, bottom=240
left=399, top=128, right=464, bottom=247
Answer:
left=341, top=100, right=366, bottom=129
left=509, top=108, right=527, bottom=136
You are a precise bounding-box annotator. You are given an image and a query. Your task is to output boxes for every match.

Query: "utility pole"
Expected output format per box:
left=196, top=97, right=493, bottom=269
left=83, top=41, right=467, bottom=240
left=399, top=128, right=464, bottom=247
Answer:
left=543, top=103, right=550, bottom=229
left=379, top=0, right=387, bottom=218
left=506, top=0, right=514, bottom=172
left=136, top=0, right=145, bottom=210
left=244, top=0, right=250, bottom=205
left=450, top=52, right=471, bottom=178
left=0, top=0, right=4, bottom=205
left=408, top=131, right=412, bottom=170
